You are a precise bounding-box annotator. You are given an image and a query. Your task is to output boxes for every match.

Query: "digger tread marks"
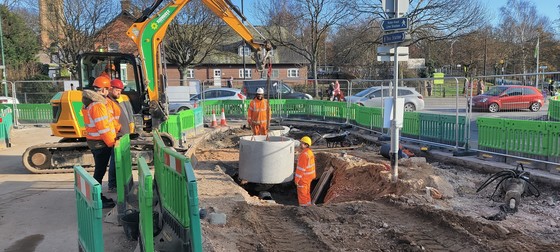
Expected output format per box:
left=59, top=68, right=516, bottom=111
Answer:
left=236, top=206, right=330, bottom=251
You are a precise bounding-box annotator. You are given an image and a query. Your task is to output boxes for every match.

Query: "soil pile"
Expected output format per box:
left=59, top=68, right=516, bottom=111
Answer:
left=319, top=152, right=455, bottom=204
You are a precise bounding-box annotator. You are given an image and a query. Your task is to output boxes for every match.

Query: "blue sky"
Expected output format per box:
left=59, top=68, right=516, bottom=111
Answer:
left=485, top=0, right=560, bottom=24
left=231, top=0, right=559, bottom=26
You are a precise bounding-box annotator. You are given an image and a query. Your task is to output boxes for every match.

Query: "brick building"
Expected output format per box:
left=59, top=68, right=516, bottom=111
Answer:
left=41, top=0, right=308, bottom=85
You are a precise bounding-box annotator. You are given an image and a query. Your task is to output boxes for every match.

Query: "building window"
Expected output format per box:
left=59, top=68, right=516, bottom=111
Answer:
left=186, top=69, right=194, bottom=78
left=239, top=69, right=252, bottom=78
left=238, top=46, right=251, bottom=56
left=213, top=69, right=221, bottom=78
left=287, top=68, right=299, bottom=78
left=261, top=69, right=279, bottom=79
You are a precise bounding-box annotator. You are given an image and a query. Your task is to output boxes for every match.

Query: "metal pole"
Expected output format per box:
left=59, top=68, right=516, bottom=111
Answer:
left=390, top=42, right=399, bottom=183
left=0, top=11, right=7, bottom=96
left=535, top=37, right=539, bottom=88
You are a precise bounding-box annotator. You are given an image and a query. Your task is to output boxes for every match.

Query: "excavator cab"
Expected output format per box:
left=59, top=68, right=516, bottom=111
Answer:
left=77, top=52, right=145, bottom=114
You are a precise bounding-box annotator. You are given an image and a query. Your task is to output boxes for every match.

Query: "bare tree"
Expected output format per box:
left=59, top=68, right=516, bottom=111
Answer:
left=163, top=1, right=228, bottom=86
left=497, top=0, right=551, bottom=75
left=45, top=0, right=120, bottom=77
left=257, top=0, right=352, bottom=96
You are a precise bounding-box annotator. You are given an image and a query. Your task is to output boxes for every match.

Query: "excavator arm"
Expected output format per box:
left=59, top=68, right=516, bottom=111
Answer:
left=127, top=0, right=273, bottom=129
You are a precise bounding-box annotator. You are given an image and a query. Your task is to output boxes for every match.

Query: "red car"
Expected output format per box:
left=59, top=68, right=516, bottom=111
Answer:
left=469, top=85, right=544, bottom=113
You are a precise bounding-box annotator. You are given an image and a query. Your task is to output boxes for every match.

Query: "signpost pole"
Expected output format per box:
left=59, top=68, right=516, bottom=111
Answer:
left=391, top=39, right=399, bottom=183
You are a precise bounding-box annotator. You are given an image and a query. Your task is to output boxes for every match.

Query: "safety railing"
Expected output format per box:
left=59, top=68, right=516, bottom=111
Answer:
left=74, top=165, right=104, bottom=252
left=137, top=156, right=154, bottom=252
left=115, top=134, right=133, bottom=221
left=153, top=130, right=202, bottom=252
left=549, top=99, right=560, bottom=121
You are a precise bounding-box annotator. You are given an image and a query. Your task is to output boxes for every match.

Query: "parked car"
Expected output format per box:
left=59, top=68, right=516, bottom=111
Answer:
left=469, top=85, right=543, bottom=113
left=346, top=86, right=424, bottom=112
left=0, top=96, right=19, bottom=104
left=242, top=80, right=312, bottom=100
left=168, top=87, right=245, bottom=114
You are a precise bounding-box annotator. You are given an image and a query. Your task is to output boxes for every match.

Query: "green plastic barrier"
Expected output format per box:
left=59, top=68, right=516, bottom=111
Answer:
left=1, top=106, right=13, bottom=147
left=221, top=100, right=245, bottom=119
left=419, top=113, right=441, bottom=142
left=401, top=112, right=420, bottom=138
left=353, top=106, right=383, bottom=130
left=74, top=165, right=104, bottom=252
left=115, top=134, right=133, bottom=221
left=193, top=107, right=203, bottom=129
left=153, top=131, right=202, bottom=252
left=6, top=103, right=52, bottom=124
left=547, top=122, right=560, bottom=162
left=137, top=156, right=154, bottom=252
left=162, top=115, right=181, bottom=140
left=476, top=117, right=506, bottom=153
left=505, top=120, right=548, bottom=158
left=548, top=99, right=560, bottom=121
left=439, top=114, right=466, bottom=145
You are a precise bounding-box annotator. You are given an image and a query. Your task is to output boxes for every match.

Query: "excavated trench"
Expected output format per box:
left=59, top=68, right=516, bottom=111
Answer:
left=195, top=125, right=560, bottom=251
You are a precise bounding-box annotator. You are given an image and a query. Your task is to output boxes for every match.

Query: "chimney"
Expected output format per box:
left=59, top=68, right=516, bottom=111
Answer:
left=121, top=0, right=131, bottom=13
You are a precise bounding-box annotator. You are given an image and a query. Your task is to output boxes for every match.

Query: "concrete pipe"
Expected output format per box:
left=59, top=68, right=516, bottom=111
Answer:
left=239, top=136, right=295, bottom=184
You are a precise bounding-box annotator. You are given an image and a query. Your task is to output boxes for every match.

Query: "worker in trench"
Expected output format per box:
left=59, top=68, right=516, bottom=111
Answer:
left=247, top=88, right=271, bottom=135
left=295, top=136, right=316, bottom=206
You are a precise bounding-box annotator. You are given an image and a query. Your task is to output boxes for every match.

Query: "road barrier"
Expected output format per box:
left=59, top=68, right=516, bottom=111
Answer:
left=137, top=156, right=154, bottom=252
left=74, top=165, right=104, bottom=252
left=153, top=131, right=202, bottom=252
left=115, top=134, right=134, bottom=222
left=0, top=106, right=13, bottom=148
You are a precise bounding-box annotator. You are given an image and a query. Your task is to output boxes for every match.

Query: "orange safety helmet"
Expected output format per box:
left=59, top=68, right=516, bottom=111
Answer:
left=110, top=79, right=124, bottom=89
left=93, top=76, right=111, bottom=89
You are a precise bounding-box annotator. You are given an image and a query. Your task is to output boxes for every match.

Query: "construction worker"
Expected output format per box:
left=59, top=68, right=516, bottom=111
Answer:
left=247, top=88, right=271, bottom=135
left=295, top=136, right=316, bottom=206
left=82, top=76, right=116, bottom=208
left=106, top=79, right=130, bottom=192
left=100, top=63, right=115, bottom=79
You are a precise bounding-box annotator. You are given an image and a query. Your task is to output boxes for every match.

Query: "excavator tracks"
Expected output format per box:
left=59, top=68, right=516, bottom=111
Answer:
left=22, top=140, right=156, bottom=174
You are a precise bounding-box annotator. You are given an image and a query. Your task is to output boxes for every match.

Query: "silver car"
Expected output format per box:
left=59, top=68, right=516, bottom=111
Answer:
left=346, top=86, right=424, bottom=112
left=168, top=87, right=246, bottom=113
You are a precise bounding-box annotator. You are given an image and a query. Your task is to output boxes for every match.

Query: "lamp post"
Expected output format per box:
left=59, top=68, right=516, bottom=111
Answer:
left=0, top=10, right=7, bottom=96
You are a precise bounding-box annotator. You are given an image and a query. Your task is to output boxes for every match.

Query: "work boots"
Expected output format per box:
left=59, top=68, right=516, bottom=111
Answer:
left=101, top=194, right=115, bottom=209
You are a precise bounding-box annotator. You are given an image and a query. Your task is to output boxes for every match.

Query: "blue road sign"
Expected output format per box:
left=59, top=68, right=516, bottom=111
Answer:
left=382, top=18, right=408, bottom=31
left=383, top=32, right=406, bottom=44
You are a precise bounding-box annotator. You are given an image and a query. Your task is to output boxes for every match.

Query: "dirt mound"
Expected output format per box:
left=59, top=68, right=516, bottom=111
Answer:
left=317, top=152, right=455, bottom=204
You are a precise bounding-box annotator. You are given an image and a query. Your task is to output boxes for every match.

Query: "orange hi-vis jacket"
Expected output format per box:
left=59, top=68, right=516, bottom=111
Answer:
left=82, top=90, right=116, bottom=148
left=106, top=98, right=121, bottom=133
left=295, top=148, right=316, bottom=184
left=247, top=98, right=271, bottom=126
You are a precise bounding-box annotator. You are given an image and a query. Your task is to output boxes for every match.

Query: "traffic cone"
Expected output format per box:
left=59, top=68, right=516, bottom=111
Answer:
left=211, top=109, right=218, bottom=128
left=220, top=108, right=228, bottom=126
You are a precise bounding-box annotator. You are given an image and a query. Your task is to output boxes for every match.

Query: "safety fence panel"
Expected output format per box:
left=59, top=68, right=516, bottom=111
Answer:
left=193, top=107, right=203, bottom=129
left=269, top=99, right=286, bottom=118
left=74, top=165, right=104, bottom=252
left=5, top=103, right=52, bottom=124
left=477, top=118, right=506, bottom=153
left=153, top=131, right=202, bottom=252
left=549, top=99, right=560, bottom=121
left=547, top=122, right=560, bottom=163
left=282, top=99, right=308, bottom=119
left=419, top=113, right=442, bottom=142
left=0, top=106, right=13, bottom=147
left=200, top=100, right=221, bottom=120
left=115, top=134, right=133, bottom=220
left=178, top=109, right=195, bottom=139
left=137, top=156, right=154, bottom=252
left=353, top=105, right=383, bottom=130
left=439, top=114, right=466, bottom=146
left=505, top=120, right=548, bottom=160
left=401, top=112, right=420, bottom=138
left=221, top=100, right=245, bottom=119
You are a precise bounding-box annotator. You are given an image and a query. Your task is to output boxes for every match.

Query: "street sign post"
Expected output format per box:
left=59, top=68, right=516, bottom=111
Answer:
left=382, top=18, right=408, bottom=31
left=383, top=32, right=406, bottom=44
